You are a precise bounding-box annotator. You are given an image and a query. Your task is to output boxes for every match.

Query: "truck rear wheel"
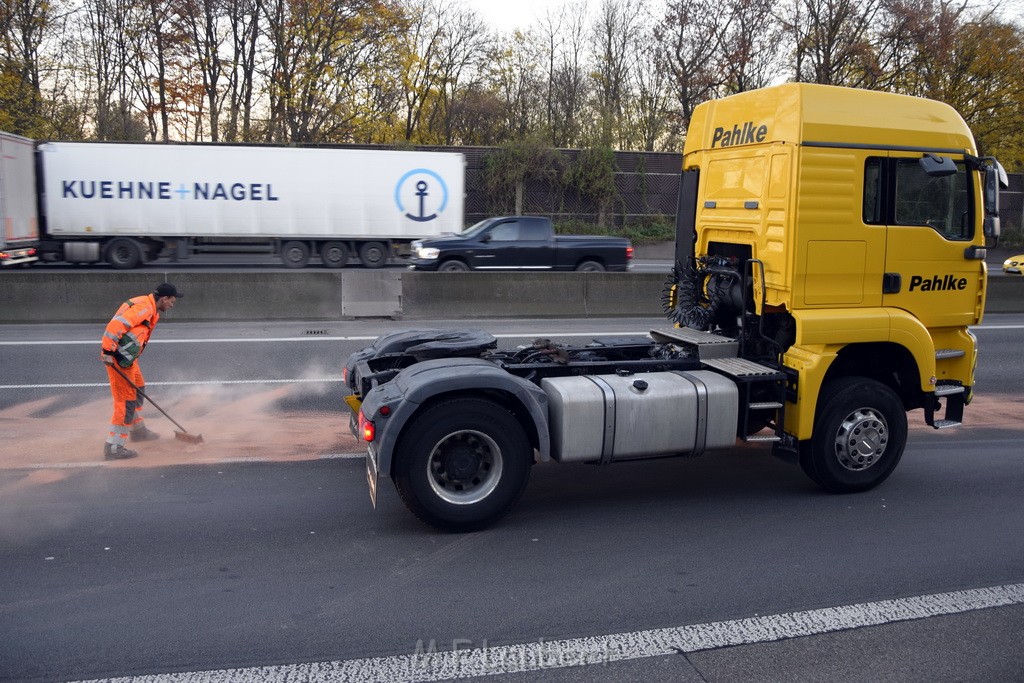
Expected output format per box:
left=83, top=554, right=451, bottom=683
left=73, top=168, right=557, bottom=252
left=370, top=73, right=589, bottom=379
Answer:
left=105, top=238, right=143, bottom=269
left=320, top=241, right=350, bottom=268
left=800, top=377, right=907, bottom=493
left=359, top=241, right=388, bottom=269
left=575, top=260, right=605, bottom=272
left=281, top=241, right=310, bottom=268
left=393, top=398, right=532, bottom=532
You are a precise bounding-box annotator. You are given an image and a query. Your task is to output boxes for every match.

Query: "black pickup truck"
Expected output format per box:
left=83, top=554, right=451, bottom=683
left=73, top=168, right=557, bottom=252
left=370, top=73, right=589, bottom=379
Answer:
left=408, top=215, right=632, bottom=272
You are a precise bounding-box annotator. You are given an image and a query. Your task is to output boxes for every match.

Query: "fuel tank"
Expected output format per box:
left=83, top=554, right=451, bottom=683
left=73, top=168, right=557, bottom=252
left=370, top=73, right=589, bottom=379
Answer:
left=541, top=370, right=738, bottom=462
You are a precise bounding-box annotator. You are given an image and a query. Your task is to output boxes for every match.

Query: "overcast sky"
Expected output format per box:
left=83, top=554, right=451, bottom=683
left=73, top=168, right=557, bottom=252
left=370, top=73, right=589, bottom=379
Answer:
left=463, top=0, right=590, bottom=33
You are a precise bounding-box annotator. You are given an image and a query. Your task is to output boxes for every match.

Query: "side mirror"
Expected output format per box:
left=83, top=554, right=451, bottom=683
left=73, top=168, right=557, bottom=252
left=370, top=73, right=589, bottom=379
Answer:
left=919, top=154, right=957, bottom=177
left=479, top=233, right=492, bottom=243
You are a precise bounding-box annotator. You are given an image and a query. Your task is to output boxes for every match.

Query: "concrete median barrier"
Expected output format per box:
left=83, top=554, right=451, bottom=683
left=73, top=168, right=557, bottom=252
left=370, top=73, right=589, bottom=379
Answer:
left=0, top=270, right=1021, bottom=323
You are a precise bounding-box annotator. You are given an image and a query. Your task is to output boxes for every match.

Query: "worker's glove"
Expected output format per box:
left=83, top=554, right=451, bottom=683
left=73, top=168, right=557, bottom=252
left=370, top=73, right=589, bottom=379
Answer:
left=101, top=353, right=115, bottom=365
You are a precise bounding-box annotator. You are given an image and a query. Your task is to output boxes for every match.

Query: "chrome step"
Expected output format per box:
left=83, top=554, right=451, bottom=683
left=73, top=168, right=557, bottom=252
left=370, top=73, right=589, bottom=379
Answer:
left=702, top=357, right=783, bottom=378
left=649, top=327, right=739, bottom=359
left=934, top=385, right=965, bottom=397
left=935, top=348, right=965, bottom=360
left=744, top=434, right=781, bottom=442
left=933, top=419, right=962, bottom=429
left=749, top=401, right=784, bottom=410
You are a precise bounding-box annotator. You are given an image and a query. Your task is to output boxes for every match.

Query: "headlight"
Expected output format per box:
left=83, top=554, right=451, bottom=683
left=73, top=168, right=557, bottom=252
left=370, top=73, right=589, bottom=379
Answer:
left=416, top=247, right=440, bottom=260
left=1004, top=259, right=1011, bottom=267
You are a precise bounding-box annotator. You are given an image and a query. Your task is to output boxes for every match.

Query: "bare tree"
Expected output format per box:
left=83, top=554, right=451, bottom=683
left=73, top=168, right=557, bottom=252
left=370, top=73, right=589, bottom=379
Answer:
left=656, top=0, right=725, bottom=135
left=782, top=0, right=885, bottom=87
left=534, top=0, right=589, bottom=147
left=719, top=0, right=783, bottom=94
left=590, top=0, right=645, bottom=147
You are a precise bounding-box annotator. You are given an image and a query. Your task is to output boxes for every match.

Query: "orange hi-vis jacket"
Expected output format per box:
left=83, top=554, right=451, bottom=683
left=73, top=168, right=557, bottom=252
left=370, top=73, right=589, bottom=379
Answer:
left=101, top=293, right=161, bottom=365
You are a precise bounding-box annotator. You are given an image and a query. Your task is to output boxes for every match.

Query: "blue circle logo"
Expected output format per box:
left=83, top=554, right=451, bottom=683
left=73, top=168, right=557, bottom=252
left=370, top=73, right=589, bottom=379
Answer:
left=394, top=169, right=449, bottom=222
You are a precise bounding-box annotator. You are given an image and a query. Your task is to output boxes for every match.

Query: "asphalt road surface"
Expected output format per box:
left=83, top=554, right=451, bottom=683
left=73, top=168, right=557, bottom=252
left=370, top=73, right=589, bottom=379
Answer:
left=1, top=316, right=1022, bottom=682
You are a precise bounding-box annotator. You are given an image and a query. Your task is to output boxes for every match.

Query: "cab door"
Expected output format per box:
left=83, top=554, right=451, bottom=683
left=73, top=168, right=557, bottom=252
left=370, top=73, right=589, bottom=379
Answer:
left=879, top=154, right=984, bottom=328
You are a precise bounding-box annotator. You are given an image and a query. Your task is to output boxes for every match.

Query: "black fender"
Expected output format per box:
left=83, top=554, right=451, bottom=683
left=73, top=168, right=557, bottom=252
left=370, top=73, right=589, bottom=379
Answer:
left=360, top=358, right=551, bottom=479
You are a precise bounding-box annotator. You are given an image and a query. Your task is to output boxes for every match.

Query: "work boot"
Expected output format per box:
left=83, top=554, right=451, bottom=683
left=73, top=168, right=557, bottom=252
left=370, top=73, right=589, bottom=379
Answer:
left=129, top=427, right=160, bottom=442
left=104, top=443, right=138, bottom=460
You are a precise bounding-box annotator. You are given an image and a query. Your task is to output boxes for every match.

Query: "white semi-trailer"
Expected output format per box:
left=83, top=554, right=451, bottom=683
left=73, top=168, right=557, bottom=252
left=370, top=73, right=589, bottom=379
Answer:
left=26, top=141, right=465, bottom=268
left=0, top=132, right=40, bottom=267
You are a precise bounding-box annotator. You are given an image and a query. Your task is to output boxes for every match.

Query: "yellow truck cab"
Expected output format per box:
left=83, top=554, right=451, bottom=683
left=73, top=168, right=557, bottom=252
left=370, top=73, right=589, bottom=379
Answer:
left=670, top=83, right=1006, bottom=488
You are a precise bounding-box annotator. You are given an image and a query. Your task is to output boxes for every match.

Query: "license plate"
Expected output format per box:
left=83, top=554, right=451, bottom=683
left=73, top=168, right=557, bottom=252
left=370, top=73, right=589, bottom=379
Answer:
left=365, top=444, right=379, bottom=509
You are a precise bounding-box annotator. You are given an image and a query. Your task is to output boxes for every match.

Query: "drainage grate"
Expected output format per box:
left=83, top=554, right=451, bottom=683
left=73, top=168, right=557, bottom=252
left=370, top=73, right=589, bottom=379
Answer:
left=305, top=329, right=329, bottom=335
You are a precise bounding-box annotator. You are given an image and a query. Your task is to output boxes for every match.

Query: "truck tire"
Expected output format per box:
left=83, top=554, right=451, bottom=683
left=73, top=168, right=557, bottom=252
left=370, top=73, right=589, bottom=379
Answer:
left=575, top=260, right=605, bottom=272
left=281, top=241, right=310, bottom=268
left=359, top=241, right=388, bottom=269
left=800, top=377, right=907, bottom=493
left=393, top=398, right=532, bottom=532
left=438, top=259, right=469, bottom=272
left=320, top=241, right=350, bottom=268
left=105, top=238, right=143, bottom=269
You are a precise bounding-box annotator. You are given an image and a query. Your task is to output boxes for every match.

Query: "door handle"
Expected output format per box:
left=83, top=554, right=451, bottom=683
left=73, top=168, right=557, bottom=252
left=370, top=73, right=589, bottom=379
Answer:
left=883, top=273, right=902, bottom=294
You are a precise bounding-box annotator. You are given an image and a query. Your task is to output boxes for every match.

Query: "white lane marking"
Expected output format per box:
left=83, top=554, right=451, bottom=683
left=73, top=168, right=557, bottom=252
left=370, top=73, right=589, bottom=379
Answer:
left=74, top=582, right=1024, bottom=683
left=0, top=332, right=655, bottom=346
left=0, top=378, right=340, bottom=389
left=1, top=324, right=1020, bottom=347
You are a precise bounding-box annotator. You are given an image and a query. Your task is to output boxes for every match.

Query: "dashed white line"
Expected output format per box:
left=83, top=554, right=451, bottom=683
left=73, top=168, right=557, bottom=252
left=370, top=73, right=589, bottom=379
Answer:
left=74, top=582, right=1024, bottom=683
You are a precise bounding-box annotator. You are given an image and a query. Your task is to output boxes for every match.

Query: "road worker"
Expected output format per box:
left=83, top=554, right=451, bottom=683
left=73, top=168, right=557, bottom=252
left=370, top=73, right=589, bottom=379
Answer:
left=100, top=282, right=183, bottom=460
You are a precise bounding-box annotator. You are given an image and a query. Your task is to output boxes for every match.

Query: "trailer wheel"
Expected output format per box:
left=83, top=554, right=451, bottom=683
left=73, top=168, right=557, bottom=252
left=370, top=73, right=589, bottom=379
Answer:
left=438, top=259, right=469, bottom=272
left=800, top=377, right=907, bottom=493
left=105, top=238, right=143, bottom=269
left=320, top=241, right=350, bottom=269
left=575, top=260, right=606, bottom=272
left=359, top=241, right=388, bottom=269
left=281, top=241, right=310, bottom=268
left=394, top=398, right=532, bottom=532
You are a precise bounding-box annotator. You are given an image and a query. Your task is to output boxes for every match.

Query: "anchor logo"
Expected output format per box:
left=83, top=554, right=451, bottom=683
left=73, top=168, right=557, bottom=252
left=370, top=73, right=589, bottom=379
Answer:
left=394, top=168, right=449, bottom=223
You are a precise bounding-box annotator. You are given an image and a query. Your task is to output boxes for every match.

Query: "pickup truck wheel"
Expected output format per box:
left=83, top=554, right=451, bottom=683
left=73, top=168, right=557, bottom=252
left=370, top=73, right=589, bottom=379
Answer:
left=438, top=259, right=469, bottom=272
left=800, top=377, right=907, bottom=493
left=105, top=238, right=143, bottom=269
left=281, top=241, right=310, bottom=268
left=394, top=398, right=532, bottom=532
left=575, top=260, right=605, bottom=272
left=359, top=241, right=388, bottom=269
left=320, top=241, right=350, bottom=268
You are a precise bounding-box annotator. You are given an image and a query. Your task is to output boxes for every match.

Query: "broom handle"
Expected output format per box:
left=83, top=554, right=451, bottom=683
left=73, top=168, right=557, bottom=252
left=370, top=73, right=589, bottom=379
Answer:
left=109, top=363, right=192, bottom=434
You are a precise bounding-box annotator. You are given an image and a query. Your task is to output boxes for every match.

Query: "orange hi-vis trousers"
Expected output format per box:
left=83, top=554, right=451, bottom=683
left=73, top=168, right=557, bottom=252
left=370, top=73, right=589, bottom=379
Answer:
left=105, top=363, right=146, bottom=446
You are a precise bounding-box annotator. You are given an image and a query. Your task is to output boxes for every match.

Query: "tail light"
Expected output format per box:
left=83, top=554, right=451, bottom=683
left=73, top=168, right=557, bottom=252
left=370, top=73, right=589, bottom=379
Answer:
left=358, top=410, right=375, bottom=442
left=342, top=366, right=349, bottom=384
left=626, top=246, right=634, bottom=260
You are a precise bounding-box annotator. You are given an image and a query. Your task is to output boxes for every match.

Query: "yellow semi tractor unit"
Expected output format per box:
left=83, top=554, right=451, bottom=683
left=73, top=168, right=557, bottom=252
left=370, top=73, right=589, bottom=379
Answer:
left=666, top=82, right=1006, bottom=487
left=343, top=83, right=1006, bottom=532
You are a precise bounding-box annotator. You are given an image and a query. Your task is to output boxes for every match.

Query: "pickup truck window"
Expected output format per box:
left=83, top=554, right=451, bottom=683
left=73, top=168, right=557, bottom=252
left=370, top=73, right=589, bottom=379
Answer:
left=519, top=221, right=549, bottom=240
left=490, top=222, right=521, bottom=241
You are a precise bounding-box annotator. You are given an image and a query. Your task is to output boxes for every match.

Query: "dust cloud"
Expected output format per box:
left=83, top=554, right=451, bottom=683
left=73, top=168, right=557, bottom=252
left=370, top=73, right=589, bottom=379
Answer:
left=0, top=380, right=361, bottom=469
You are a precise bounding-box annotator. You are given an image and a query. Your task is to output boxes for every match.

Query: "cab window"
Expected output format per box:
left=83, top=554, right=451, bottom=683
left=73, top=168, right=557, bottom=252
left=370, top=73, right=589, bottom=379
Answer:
left=894, top=158, right=971, bottom=240
left=862, top=156, right=972, bottom=240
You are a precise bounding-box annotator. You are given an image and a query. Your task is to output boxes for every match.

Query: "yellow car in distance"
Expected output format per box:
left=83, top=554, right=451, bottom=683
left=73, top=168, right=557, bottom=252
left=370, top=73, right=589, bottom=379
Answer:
left=1003, top=254, right=1024, bottom=275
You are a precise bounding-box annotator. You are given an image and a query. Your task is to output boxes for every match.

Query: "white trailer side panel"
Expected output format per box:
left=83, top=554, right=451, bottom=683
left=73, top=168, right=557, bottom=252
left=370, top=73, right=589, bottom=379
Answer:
left=0, top=132, right=40, bottom=257
left=38, top=143, right=465, bottom=239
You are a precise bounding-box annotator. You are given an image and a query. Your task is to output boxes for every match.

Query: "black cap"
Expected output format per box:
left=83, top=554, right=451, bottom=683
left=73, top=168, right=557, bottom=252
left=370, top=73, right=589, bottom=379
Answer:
left=154, top=282, right=184, bottom=298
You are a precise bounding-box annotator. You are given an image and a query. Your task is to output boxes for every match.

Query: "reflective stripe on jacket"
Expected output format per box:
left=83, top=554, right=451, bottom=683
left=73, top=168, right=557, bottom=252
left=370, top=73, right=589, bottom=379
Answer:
left=101, top=294, right=161, bottom=358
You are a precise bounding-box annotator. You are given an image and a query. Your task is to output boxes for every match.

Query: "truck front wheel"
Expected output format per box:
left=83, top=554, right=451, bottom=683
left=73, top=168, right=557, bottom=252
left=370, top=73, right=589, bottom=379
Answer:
left=800, top=377, right=907, bottom=493
left=393, top=398, right=533, bottom=532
